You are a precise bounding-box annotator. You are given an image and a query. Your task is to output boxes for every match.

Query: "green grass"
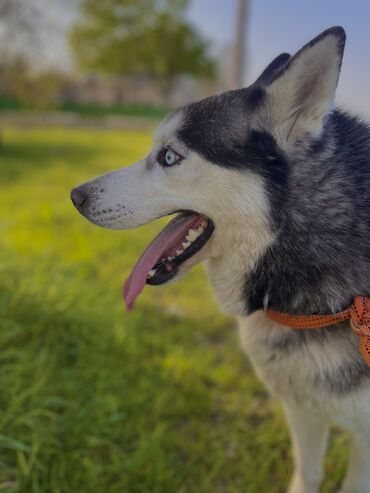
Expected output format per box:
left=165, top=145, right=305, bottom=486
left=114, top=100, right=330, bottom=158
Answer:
left=0, top=126, right=348, bottom=492
left=0, top=96, right=170, bottom=119
left=59, top=101, right=170, bottom=119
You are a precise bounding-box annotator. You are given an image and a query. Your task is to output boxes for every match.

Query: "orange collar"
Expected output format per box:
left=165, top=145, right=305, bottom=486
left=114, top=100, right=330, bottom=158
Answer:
left=266, top=296, right=370, bottom=367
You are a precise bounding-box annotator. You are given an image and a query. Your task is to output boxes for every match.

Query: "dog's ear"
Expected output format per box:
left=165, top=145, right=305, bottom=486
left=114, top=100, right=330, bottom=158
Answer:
left=264, top=26, right=346, bottom=145
left=255, top=53, right=291, bottom=86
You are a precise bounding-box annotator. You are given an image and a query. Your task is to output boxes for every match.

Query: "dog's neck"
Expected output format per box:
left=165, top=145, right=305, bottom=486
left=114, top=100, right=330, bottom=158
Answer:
left=246, top=110, right=370, bottom=316
left=205, top=214, right=274, bottom=316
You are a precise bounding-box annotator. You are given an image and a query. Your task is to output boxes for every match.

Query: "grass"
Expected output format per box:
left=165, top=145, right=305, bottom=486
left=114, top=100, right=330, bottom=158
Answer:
left=0, top=96, right=170, bottom=119
left=0, top=126, right=348, bottom=492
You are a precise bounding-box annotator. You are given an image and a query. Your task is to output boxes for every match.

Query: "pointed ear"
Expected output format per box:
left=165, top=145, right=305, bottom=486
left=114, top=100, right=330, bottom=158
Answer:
left=255, top=53, right=291, bottom=86
left=265, top=26, right=346, bottom=145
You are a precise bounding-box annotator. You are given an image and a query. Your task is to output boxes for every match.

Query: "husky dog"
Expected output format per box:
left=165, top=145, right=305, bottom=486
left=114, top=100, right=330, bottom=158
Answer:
left=71, top=27, right=370, bottom=493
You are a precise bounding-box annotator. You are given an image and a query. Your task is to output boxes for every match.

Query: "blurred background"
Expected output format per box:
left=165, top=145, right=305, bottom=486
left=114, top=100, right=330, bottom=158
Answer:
left=0, top=0, right=367, bottom=491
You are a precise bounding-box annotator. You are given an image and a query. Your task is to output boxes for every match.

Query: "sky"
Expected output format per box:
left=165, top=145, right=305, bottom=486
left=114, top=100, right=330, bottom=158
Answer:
left=187, top=0, right=370, bottom=117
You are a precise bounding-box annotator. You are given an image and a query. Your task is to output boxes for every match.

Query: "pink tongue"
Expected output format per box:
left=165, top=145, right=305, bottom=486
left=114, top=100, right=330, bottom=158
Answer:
left=123, top=214, right=203, bottom=311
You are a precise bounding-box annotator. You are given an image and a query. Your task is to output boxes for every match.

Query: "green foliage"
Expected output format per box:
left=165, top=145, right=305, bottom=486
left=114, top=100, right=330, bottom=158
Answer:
left=0, top=60, right=67, bottom=109
left=70, top=0, right=216, bottom=91
left=0, top=126, right=348, bottom=492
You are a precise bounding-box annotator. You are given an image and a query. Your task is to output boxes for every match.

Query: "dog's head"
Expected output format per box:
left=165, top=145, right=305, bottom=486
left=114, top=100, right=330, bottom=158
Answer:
left=71, top=27, right=346, bottom=315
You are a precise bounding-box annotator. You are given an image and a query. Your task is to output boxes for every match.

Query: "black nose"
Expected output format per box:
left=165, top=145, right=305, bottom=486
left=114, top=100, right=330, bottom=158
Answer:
left=70, top=187, right=88, bottom=208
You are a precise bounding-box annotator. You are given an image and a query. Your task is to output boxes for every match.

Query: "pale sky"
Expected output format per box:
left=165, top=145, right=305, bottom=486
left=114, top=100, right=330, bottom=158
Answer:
left=187, top=0, right=370, bottom=117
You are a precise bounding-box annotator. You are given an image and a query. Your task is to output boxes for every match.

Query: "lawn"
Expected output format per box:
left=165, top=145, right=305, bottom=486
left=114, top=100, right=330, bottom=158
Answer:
left=0, top=126, right=348, bottom=492
left=0, top=96, right=170, bottom=119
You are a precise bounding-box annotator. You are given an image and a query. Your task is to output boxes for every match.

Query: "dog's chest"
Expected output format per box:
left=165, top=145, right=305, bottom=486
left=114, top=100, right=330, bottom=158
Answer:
left=239, top=315, right=322, bottom=406
left=237, top=311, right=370, bottom=421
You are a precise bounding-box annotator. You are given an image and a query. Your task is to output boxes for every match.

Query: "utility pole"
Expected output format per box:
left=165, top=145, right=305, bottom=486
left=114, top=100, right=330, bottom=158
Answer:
left=230, top=0, right=248, bottom=89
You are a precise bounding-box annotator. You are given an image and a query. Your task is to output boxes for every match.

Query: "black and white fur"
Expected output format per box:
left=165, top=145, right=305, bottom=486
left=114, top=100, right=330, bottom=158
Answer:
left=71, top=27, right=370, bottom=493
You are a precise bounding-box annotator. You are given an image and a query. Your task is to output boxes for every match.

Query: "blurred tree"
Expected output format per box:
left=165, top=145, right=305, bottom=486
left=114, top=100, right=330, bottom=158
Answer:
left=70, top=0, right=216, bottom=97
left=2, top=60, right=69, bottom=107
left=0, top=0, right=74, bottom=108
left=0, top=0, right=44, bottom=66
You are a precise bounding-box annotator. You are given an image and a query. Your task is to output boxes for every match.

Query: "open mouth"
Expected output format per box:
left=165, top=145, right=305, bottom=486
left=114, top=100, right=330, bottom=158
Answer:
left=123, top=212, right=214, bottom=310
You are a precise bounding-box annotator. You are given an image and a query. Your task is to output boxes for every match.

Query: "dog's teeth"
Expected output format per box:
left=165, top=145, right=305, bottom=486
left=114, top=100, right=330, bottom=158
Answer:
left=167, top=256, right=174, bottom=261
left=182, top=241, right=191, bottom=249
left=176, top=249, right=184, bottom=256
left=147, top=269, right=156, bottom=278
left=200, top=219, right=207, bottom=228
left=187, top=229, right=199, bottom=241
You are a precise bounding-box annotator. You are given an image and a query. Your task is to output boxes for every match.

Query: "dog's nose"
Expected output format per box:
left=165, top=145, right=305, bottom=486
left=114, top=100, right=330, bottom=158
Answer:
left=70, top=187, right=88, bottom=208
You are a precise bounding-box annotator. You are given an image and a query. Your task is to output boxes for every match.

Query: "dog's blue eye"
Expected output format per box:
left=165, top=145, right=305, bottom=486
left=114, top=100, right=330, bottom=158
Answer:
left=158, top=147, right=182, bottom=167
left=165, top=149, right=177, bottom=165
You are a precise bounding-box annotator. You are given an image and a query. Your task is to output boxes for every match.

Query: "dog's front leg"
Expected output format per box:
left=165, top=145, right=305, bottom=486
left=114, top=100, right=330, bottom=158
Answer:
left=340, top=432, right=370, bottom=493
left=283, top=402, right=329, bottom=493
